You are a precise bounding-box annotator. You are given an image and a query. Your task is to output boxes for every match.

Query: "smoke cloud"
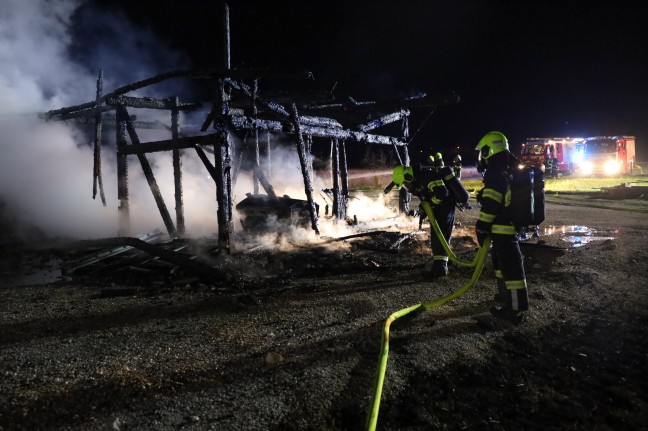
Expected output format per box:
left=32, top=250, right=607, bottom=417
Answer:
left=0, top=0, right=405, bottom=246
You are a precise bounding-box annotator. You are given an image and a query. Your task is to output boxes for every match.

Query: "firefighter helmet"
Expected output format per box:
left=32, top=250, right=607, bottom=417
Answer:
left=476, top=131, right=509, bottom=160
left=392, top=165, right=414, bottom=186
left=434, top=152, right=444, bottom=167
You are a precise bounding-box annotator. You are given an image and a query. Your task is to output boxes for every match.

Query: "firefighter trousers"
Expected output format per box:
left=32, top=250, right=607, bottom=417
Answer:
left=491, top=233, right=528, bottom=311
left=429, top=199, right=456, bottom=269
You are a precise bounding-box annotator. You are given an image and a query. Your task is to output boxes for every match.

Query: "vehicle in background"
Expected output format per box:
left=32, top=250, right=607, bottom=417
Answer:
left=518, top=137, right=585, bottom=176
left=579, top=136, right=636, bottom=175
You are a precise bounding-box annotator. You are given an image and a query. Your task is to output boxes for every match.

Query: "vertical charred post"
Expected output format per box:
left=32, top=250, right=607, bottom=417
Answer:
left=339, top=139, right=349, bottom=221
left=331, top=138, right=342, bottom=220
left=93, top=70, right=106, bottom=206
left=171, top=96, right=185, bottom=235
left=215, top=80, right=233, bottom=253
left=265, top=129, right=272, bottom=184
left=223, top=3, right=231, bottom=71
left=119, top=106, right=177, bottom=238
left=291, top=103, right=319, bottom=234
left=252, top=79, right=260, bottom=195
left=116, top=107, right=130, bottom=236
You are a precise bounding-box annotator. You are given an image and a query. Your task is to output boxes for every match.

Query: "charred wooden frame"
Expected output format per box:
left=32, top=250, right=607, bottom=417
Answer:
left=42, top=3, right=457, bottom=252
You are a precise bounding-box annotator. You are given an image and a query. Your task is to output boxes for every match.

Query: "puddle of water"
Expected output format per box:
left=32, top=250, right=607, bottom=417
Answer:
left=542, top=225, right=616, bottom=247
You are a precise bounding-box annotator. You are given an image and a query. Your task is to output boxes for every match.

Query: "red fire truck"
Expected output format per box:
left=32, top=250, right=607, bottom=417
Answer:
left=518, top=137, right=585, bottom=176
left=579, top=136, right=636, bottom=175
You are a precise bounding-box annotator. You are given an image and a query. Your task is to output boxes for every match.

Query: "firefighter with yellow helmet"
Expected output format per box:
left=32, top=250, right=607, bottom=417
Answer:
left=475, top=131, right=528, bottom=323
left=391, top=156, right=470, bottom=278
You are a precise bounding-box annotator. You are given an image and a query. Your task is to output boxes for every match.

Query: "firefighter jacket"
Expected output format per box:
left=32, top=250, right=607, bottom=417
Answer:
left=407, top=165, right=449, bottom=206
left=476, top=164, right=517, bottom=237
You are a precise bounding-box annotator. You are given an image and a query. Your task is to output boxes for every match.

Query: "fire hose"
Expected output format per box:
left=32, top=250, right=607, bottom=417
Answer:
left=365, top=212, right=491, bottom=431
left=420, top=200, right=477, bottom=267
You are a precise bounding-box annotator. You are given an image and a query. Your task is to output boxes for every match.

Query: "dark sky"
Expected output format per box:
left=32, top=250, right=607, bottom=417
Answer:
left=84, top=0, right=648, bottom=160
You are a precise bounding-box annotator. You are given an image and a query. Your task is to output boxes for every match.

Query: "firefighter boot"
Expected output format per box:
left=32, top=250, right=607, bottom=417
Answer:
left=490, top=305, right=524, bottom=324
left=493, top=278, right=508, bottom=305
left=423, top=260, right=448, bottom=279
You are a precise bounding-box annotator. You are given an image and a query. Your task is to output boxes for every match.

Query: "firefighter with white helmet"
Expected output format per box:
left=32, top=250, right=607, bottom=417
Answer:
left=391, top=157, right=470, bottom=278
left=452, top=153, right=462, bottom=179
left=475, top=131, right=529, bottom=323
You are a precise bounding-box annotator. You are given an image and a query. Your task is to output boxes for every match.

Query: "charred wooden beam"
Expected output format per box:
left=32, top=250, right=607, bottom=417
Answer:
left=214, top=80, right=233, bottom=253
left=194, top=145, right=219, bottom=182
left=119, top=134, right=219, bottom=155
left=106, top=95, right=201, bottom=111
left=224, top=3, right=231, bottom=70
left=78, top=236, right=229, bottom=281
left=251, top=164, right=277, bottom=199
left=339, top=139, right=349, bottom=219
left=225, top=78, right=290, bottom=118
left=171, top=97, right=185, bottom=235
left=304, top=91, right=460, bottom=114
left=64, top=115, right=167, bottom=130
left=355, top=109, right=410, bottom=133
left=116, top=109, right=130, bottom=236
left=53, top=105, right=114, bottom=120
left=45, top=69, right=216, bottom=119
left=291, top=103, right=319, bottom=234
left=331, top=139, right=342, bottom=220
left=229, top=115, right=407, bottom=146
left=201, top=108, right=217, bottom=132
left=253, top=79, right=260, bottom=195
left=118, top=106, right=177, bottom=238
left=93, top=70, right=106, bottom=206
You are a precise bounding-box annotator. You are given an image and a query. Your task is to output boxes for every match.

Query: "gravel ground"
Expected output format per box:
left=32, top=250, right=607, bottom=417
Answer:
left=1, top=195, right=648, bottom=431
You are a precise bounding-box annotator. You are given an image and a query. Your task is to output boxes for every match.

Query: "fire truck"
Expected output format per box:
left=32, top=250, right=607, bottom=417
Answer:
left=518, top=137, right=585, bottom=176
left=579, top=136, right=636, bottom=175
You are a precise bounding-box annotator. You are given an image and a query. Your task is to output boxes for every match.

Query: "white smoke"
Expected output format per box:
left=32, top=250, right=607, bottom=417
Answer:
left=0, top=0, right=402, bottom=245
left=0, top=0, right=193, bottom=240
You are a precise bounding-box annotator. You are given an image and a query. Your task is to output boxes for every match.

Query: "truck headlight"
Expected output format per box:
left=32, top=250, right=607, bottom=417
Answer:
left=604, top=160, right=621, bottom=175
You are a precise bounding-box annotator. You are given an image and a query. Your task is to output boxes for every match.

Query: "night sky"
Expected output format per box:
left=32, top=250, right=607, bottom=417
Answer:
left=80, top=0, right=648, bottom=161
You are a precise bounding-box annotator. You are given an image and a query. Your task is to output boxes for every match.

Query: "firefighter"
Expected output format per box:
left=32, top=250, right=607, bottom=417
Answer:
left=475, top=131, right=528, bottom=323
left=432, top=151, right=444, bottom=168
left=545, top=150, right=554, bottom=178
left=452, top=153, right=462, bottom=179
left=391, top=159, right=469, bottom=278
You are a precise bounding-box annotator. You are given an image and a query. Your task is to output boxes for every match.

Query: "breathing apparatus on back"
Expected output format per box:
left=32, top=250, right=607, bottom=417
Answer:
left=475, top=131, right=546, bottom=231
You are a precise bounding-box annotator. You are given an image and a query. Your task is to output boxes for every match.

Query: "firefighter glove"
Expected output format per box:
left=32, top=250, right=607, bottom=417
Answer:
left=476, top=188, right=484, bottom=204
left=476, top=222, right=490, bottom=246
left=456, top=202, right=472, bottom=211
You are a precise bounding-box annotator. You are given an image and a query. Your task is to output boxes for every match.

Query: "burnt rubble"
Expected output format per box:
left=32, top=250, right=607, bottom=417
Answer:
left=41, top=4, right=459, bottom=285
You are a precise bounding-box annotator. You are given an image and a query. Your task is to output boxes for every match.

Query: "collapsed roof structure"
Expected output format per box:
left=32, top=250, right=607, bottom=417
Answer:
left=43, top=3, right=458, bottom=254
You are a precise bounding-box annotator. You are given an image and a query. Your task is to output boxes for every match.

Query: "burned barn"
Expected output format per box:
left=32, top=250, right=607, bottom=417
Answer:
left=42, top=4, right=458, bottom=280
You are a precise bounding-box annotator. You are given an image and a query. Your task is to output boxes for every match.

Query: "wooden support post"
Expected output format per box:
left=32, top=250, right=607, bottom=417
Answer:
left=253, top=79, right=260, bottom=195
left=252, top=164, right=277, bottom=199
left=214, top=80, right=233, bottom=253
left=116, top=108, right=130, bottom=236
left=291, top=103, right=319, bottom=234
left=171, top=96, right=185, bottom=235
left=339, top=139, right=349, bottom=220
left=118, top=106, right=177, bottom=238
left=93, top=70, right=106, bottom=206
left=331, top=138, right=342, bottom=220
left=223, top=3, right=231, bottom=70
left=265, top=129, right=272, bottom=184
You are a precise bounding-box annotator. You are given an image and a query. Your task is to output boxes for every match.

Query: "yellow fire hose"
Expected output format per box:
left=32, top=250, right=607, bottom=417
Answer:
left=365, top=237, right=491, bottom=431
left=420, top=200, right=477, bottom=268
